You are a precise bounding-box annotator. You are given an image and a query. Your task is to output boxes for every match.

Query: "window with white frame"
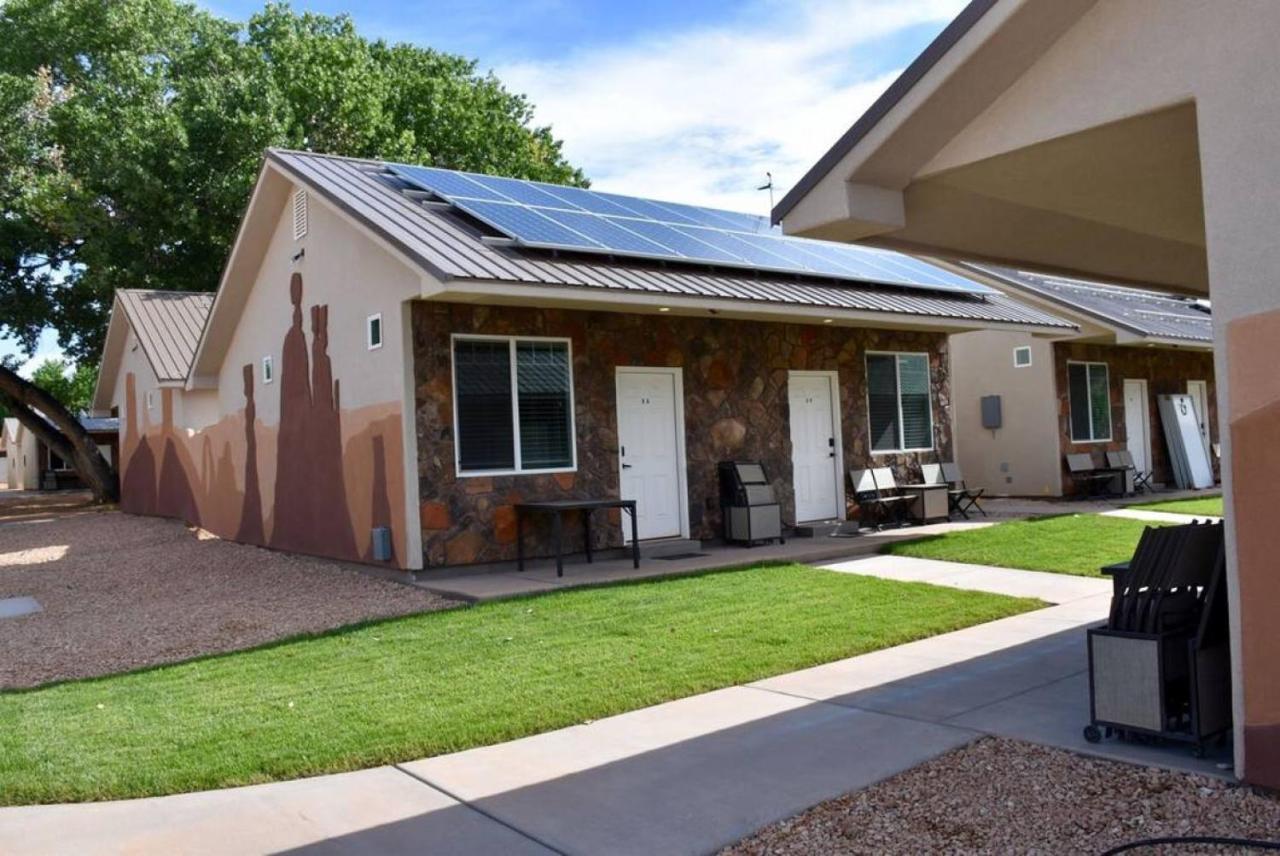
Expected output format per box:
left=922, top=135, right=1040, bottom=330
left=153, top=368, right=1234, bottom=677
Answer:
left=1013, top=345, right=1033, bottom=368
left=47, top=446, right=72, bottom=472
left=1068, top=361, right=1111, bottom=442
left=866, top=352, right=934, bottom=453
left=262, top=355, right=274, bottom=385
left=145, top=390, right=155, bottom=410
left=367, top=313, right=383, bottom=350
left=452, top=336, right=575, bottom=474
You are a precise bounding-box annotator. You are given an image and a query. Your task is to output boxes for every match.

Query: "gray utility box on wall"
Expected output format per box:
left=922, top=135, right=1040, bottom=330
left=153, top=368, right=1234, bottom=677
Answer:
left=718, top=461, right=784, bottom=546
left=980, top=394, right=1002, bottom=429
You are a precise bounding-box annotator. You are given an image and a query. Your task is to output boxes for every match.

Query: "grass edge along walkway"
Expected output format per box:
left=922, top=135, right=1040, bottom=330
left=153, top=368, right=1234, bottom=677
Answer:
left=0, top=563, right=1039, bottom=805
left=881, top=513, right=1163, bottom=577
left=1128, top=495, right=1224, bottom=517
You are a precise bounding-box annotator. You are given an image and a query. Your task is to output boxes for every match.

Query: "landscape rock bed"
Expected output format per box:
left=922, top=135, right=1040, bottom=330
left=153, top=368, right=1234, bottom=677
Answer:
left=0, top=509, right=454, bottom=688
left=725, top=737, right=1279, bottom=854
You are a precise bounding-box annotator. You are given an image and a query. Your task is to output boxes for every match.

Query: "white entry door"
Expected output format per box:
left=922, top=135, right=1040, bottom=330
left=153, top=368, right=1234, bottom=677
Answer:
left=616, top=369, right=686, bottom=541
left=788, top=372, right=843, bottom=522
left=1123, top=379, right=1152, bottom=475
left=1187, top=380, right=1212, bottom=457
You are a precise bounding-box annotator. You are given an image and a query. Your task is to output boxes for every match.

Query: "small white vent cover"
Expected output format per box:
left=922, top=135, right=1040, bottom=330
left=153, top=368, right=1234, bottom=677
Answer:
left=292, top=189, right=308, bottom=240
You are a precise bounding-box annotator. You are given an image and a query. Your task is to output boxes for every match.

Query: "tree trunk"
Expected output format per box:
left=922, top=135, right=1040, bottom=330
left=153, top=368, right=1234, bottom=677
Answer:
left=0, top=364, right=119, bottom=503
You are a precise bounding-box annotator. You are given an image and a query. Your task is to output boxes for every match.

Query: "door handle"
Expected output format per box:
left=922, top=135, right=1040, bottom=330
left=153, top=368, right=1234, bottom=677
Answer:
left=622, top=463, right=633, bottom=469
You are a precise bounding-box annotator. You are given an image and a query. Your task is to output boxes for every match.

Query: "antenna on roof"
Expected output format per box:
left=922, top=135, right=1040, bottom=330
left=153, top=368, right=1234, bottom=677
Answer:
left=757, top=172, right=774, bottom=214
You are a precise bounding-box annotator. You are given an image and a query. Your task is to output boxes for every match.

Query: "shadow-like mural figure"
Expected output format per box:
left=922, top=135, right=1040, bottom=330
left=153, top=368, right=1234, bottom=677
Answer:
left=270, top=274, right=357, bottom=559
left=156, top=389, right=201, bottom=525
left=120, top=373, right=158, bottom=516
left=117, top=271, right=404, bottom=567
left=236, top=364, right=265, bottom=545
left=366, top=434, right=394, bottom=563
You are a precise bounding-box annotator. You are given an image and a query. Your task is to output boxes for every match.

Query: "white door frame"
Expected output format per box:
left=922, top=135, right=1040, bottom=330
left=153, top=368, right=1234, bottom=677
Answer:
left=1123, top=378, right=1152, bottom=475
left=788, top=370, right=846, bottom=522
left=615, top=366, right=690, bottom=542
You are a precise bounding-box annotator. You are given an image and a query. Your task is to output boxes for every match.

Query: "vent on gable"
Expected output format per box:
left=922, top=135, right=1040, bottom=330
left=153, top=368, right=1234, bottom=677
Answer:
left=292, top=189, right=308, bottom=240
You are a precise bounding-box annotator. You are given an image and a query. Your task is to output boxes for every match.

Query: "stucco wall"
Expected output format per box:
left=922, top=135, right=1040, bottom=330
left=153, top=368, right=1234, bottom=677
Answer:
left=413, top=302, right=953, bottom=567
left=110, top=184, right=421, bottom=569
left=950, top=329, right=1061, bottom=496
left=1053, top=342, right=1218, bottom=493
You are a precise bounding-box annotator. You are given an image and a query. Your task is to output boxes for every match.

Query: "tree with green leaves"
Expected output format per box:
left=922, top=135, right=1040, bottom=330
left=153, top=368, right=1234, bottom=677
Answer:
left=0, top=0, right=584, bottom=502
left=30, top=359, right=97, bottom=415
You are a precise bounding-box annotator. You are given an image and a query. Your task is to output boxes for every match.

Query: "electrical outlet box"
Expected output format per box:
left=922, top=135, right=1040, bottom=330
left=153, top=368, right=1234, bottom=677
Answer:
left=980, top=395, right=1003, bottom=429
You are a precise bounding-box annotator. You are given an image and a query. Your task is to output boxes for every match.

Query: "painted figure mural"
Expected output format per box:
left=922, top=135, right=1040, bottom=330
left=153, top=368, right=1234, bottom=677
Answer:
left=115, top=273, right=407, bottom=568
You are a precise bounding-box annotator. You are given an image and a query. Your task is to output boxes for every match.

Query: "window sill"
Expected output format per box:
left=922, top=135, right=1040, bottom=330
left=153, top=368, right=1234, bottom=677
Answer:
left=456, top=466, right=578, bottom=479
left=870, top=448, right=934, bottom=456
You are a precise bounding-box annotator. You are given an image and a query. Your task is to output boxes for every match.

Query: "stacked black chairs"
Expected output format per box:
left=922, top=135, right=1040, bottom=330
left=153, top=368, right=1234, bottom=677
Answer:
left=1086, top=520, right=1231, bottom=757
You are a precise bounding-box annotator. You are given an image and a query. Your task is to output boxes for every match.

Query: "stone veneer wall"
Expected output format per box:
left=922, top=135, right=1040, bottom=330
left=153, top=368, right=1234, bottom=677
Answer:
left=413, top=303, right=953, bottom=567
left=1053, top=341, right=1218, bottom=493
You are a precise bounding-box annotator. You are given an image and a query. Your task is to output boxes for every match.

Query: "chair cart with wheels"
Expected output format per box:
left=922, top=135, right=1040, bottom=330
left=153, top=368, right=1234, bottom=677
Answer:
left=1084, top=521, right=1232, bottom=757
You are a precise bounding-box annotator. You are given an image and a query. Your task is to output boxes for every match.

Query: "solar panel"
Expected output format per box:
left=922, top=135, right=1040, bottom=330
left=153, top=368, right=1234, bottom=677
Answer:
left=386, top=163, right=995, bottom=296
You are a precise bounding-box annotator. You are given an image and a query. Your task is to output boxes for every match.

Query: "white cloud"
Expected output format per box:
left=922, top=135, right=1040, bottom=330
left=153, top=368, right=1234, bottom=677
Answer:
left=498, top=0, right=965, bottom=214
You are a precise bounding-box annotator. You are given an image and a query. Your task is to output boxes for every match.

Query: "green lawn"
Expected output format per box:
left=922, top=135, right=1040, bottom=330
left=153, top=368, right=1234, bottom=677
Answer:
left=882, top=514, right=1160, bottom=576
left=0, top=564, right=1038, bottom=805
left=1130, top=495, right=1224, bottom=517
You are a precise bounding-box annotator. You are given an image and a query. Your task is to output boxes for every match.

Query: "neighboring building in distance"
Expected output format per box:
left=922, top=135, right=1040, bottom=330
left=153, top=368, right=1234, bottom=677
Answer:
left=92, top=149, right=1070, bottom=571
left=946, top=264, right=1215, bottom=497
left=0, top=414, right=118, bottom=491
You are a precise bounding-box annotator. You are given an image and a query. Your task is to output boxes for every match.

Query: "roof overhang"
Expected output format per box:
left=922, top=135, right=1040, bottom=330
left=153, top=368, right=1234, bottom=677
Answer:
left=91, top=297, right=188, bottom=412
left=775, top=0, right=1216, bottom=294
left=775, top=0, right=1092, bottom=233
left=421, top=276, right=1072, bottom=337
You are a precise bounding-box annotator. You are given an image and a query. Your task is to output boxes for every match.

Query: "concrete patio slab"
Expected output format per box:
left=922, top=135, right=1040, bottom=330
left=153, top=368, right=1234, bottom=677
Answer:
left=0, top=766, right=552, bottom=856
left=947, top=670, right=1231, bottom=777
left=412, top=520, right=992, bottom=602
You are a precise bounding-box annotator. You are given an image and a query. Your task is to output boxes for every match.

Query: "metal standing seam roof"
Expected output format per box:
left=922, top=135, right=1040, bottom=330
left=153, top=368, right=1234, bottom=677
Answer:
left=964, top=263, right=1213, bottom=344
left=267, top=149, right=1073, bottom=331
left=116, top=289, right=215, bottom=382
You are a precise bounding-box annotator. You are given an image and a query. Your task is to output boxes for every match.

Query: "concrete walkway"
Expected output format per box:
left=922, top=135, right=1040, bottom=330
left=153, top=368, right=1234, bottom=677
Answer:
left=415, top=520, right=991, bottom=602
left=1102, top=507, right=1223, bottom=524
left=0, top=558, right=1227, bottom=856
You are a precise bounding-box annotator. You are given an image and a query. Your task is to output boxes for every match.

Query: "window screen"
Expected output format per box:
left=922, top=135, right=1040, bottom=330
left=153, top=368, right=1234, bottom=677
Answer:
left=897, top=355, right=933, bottom=450
left=454, top=339, right=516, bottom=471
left=453, top=338, right=574, bottom=473
left=1068, top=361, right=1111, bottom=441
left=1013, top=346, right=1032, bottom=367
left=867, top=353, right=933, bottom=452
left=516, top=341, right=572, bottom=469
left=867, top=354, right=900, bottom=452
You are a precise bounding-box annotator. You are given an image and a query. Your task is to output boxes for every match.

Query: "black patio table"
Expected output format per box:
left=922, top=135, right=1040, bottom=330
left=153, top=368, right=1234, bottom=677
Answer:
left=514, top=499, right=639, bottom=577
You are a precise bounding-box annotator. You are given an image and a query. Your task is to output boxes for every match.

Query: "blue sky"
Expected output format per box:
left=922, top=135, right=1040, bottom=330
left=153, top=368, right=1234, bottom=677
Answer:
left=3, top=0, right=964, bottom=374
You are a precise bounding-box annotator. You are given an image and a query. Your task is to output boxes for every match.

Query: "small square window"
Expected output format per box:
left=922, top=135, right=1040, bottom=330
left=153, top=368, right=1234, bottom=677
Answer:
left=367, top=313, right=383, bottom=350
left=145, top=390, right=155, bottom=410
left=262, top=356, right=274, bottom=384
left=1013, top=346, right=1032, bottom=368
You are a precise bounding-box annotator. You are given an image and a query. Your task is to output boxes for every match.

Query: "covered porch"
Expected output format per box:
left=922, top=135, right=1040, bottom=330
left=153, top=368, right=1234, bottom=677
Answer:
left=775, top=0, right=1280, bottom=788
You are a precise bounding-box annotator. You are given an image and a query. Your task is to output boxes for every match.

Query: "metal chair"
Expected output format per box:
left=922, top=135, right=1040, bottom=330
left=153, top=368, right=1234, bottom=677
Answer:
left=1108, top=449, right=1153, bottom=494
left=851, top=468, right=910, bottom=530
left=1066, top=453, right=1115, bottom=497
left=941, top=462, right=985, bottom=518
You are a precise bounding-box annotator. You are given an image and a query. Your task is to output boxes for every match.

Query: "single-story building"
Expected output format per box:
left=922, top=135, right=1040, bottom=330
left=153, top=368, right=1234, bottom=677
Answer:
left=0, top=414, right=118, bottom=491
left=92, top=148, right=1069, bottom=570
left=946, top=263, right=1216, bottom=496
left=768, top=0, right=1280, bottom=791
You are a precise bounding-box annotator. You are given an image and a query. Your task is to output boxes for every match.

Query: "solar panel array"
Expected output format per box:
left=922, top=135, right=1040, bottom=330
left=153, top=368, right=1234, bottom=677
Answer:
left=389, top=164, right=994, bottom=296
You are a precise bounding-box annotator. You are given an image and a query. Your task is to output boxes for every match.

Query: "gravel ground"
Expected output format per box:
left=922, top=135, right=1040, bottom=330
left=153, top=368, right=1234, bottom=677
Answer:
left=0, top=508, right=455, bottom=688
left=725, top=738, right=1280, bottom=855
